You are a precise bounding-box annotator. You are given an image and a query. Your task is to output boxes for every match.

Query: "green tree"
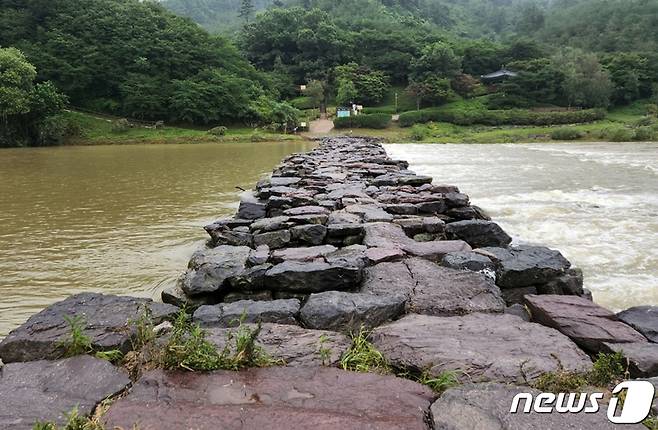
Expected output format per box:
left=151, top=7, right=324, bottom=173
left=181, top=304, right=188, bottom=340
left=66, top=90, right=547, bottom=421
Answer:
left=553, top=49, right=613, bottom=108
left=239, top=0, right=255, bottom=23
left=0, top=48, right=67, bottom=147
left=410, top=42, right=461, bottom=81
left=406, top=77, right=452, bottom=110
left=334, top=63, right=389, bottom=105
left=304, top=79, right=326, bottom=109
left=336, top=79, right=358, bottom=106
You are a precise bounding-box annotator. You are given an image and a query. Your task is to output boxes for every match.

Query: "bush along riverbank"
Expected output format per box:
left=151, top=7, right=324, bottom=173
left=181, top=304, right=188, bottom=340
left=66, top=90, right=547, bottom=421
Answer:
left=1, top=137, right=657, bottom=429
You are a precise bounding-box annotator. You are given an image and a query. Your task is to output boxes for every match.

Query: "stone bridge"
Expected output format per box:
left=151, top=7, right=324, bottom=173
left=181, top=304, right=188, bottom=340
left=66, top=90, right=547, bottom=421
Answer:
left=0, top=137, right=656, bottom=429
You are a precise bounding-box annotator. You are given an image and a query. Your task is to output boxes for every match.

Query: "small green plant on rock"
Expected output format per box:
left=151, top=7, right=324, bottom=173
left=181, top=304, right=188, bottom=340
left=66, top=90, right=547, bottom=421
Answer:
left=316, top=334, right=332, bottom=365
left=340, top=327, right=390, bottom=374
left=588, top=351, right=627, bottom=387
left=533, top=368, right=588, bottom=393
left=644, top=416, right=658, bottom=430
left=33, top=407, right=104, bottom=430
left=94, top=349, right=123, bottom=363
left=162, top=309, right=278, bottom=371
left=417, top=370, right=460, bottom=394
left=59, top=315, right=92, bottom=357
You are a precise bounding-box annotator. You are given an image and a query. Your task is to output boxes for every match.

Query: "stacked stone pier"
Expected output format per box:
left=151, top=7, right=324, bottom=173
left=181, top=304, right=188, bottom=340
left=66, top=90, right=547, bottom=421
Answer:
left=1, top=137, right=656, bottom=429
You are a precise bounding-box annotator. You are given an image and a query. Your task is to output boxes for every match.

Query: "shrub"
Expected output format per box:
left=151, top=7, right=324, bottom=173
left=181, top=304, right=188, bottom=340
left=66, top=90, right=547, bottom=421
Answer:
left=632, top=127, right=656, bottom=141
left=399, top=107, right=605, bottom=127
left=289, top=96, right=316, bottom=110
left=486, top=93, right=534, bottom=110
left=589, top=352, right=627, bottom=386
left=208, top=126, right=227, bottom=136
left=333, top=113, right=391, bottom=129
left=634, top=116, right=654, bottom=127
left=409, top=124, right=430, bottom=141
left=36, top=114, right=81, bottom=146
left=250, top=132, right=269, bottom=142
left=361, top=106, right=397, bottom=115
left=604, top=127, right=634, bottom=142
left=550, top=128, right=584, bottom=141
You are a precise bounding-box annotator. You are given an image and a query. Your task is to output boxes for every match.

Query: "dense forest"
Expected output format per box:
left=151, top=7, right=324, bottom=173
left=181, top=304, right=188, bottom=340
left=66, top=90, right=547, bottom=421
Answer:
left=2, top=0, right=658, bottom=146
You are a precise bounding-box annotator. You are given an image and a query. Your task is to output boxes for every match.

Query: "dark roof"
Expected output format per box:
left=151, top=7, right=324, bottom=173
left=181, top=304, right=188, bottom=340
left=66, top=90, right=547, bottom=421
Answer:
left=481, top=68, right=518, bottom=79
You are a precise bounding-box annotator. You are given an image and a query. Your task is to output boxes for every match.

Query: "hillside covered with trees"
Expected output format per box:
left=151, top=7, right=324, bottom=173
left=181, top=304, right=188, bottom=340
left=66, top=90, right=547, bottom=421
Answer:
left=2, top=0, right=658, bottom=146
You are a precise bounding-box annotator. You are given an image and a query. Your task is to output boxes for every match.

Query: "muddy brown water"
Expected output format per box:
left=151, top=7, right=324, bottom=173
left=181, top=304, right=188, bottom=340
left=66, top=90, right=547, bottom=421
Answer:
left=0, top=141, right=315, bottom=337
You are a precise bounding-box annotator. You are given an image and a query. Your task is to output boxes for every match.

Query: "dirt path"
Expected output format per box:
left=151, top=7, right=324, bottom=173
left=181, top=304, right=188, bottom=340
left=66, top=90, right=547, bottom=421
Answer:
left=307, top=119, right=334, bottom=136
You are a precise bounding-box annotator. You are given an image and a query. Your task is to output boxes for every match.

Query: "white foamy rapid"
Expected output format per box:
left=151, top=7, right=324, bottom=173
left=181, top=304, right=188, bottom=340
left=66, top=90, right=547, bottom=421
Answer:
left=385, top=142, right=658, bottom=311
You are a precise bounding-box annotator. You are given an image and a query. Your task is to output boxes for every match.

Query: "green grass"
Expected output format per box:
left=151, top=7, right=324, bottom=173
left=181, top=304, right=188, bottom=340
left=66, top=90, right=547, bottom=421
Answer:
left=532, top=352, right=628, bottom=393
left=371, top=85, right=418, bottom=113
left=33, top=407, right=105, bottom=430
left=58, top=315, right=92, bottom=357
left=340, top=328, right=390, bottom=373
left=62, top=111, right=303, bottom=145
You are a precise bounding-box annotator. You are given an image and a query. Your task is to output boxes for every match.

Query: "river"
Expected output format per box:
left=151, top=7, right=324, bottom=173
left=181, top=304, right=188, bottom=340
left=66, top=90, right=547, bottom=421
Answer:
left=1, top=141, right=656, bottom=337
left=386, top=142, right=658, bottom=312
left=0, top=141, right=315, bottom=337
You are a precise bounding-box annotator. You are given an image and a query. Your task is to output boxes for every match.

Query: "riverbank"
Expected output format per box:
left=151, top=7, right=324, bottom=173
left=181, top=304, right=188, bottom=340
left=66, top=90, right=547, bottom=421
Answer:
left=61, top=111, right=304, bottom=146
left=1, top=137, right=656, bottom=429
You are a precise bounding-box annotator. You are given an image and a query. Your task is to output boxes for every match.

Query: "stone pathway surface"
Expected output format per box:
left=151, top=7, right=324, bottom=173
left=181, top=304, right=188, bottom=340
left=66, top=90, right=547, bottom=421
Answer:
left=1, top=137, right=656, bottom=429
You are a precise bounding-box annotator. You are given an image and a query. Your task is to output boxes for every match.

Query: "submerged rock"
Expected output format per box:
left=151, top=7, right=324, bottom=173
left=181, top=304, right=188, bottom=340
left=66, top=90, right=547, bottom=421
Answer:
left=0, top=356, right=130, bottom=430
left=103, top=367, right=434, bottom=430
left=0, top=293, right=178, bottom=363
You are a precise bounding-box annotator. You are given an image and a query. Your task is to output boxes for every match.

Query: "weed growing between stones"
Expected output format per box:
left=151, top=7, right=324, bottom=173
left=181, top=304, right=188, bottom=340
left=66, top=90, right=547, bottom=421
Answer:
left=340, top=328, right=390, bottom=374
left=588, top=351, right=628, bottom=387
left=58, top=315, right=92, bottom=357
left=416, top=370, right=460, bottom=394
left=161, top=309, right=279, bottom=371
left=32, top=407, right=105, bottom=430
left=532, top=352, right=629, bottom=393
left=316, top=334, right=332, bottom=365
left=644, top=416, right=658, bottom=429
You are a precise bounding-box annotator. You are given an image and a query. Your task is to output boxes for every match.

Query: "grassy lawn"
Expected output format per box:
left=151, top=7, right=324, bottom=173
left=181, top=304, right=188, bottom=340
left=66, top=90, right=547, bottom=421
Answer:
left=62, top=111, right=304, bottom=145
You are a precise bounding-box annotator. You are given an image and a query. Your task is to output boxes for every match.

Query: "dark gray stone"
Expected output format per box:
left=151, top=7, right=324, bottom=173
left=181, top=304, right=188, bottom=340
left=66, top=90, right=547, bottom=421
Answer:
left=193, top=299, right=300, bottom=328
left=402, top=240, right=472, bottom=262
left=361, top=261, right=415, bottom=300
left=265, top=261, right=362, bottom=293
left=270, top=245, right=337, bottom=263
left=0, top=293, right=178, bottom=363
left=162, top=285, right=216, bottom=309
left=247, top=245, right=270, bottom=266
left=300, top=291, right=406, bottom=332
left=181, top=246, right=251, bottom=296
left=405, top=258, right=505, bottom=316
left=103, top=367, right=434, bottom=430
left=441, top=251, right=496, bottom=273
left=537, top=268, right=585, bottom=296
left=237, top=199, right=266, bottom=220
left=445, top=220, right=512, bottom=248
left=0, top=356, right=130, bottom=430
left=283, top=206, right=329, bottom=216
left=603, top=342, right=658, bottom=377
left=479, top=246, right=572, bottom=289
left=327, top=223, right=364, bottom=238
left=383, top=204, right=418, bottom=215
left=223, top=290, right=273, bottom=303
left=502, top=286, right=538, bottom=305
left=324, top=245, right=368, bottom=269
left=416, top=200, right=447, bottom=214
left=505, top=304, right=531, bottom=321
left=290, top=224, right=327, bottom=245
left=371, top=313, right=592, bottom=384
left=525, top=295, right=647, bottom=352
left=617, top=306, right=658, bottom=343
left=432, top=383, right=645, bottom=430
left=249, top=216, right=291, bottom=233
left=226, top=264, right=271, bottom=290
left=253, top=229, right=291, bottom=249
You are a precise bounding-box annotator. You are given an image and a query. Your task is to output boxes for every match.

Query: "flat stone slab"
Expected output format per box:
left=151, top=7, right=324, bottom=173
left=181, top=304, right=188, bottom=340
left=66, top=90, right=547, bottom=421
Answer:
left=524, top=295, right=647, bottom=352
left=405, top=258, right=505, bottom=316
left=206, top=323, right=351, bottom=367
left=0, top=293, right=178, bottom=363
left=193, top=299, right=300, bottom=328
left=300, top=291, right=405, bottom=332
left=270, top=245, right=337, bottom=263
left=603, top=342, right=658, bottom=377
left=103, top=367, right=434, bottom=430
left=617, top=306, right=658, bottom=343
left=431, top=383, right=646, bottom=430
left=478, top=246, right=571, bottom=288
left=361, top=261, right=415, bottom=300
left=402, top=240, right=471, bottom=262
left=371, top=313, right=592, bottom=384
left=0, top=356, right=130, bottom=430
